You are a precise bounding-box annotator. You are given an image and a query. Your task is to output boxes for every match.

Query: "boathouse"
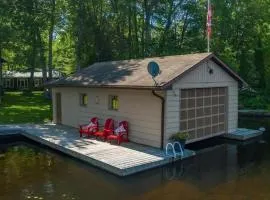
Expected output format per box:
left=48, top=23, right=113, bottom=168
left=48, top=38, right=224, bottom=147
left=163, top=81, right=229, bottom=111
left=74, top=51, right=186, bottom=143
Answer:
left=48, top=52, right=246, bottom=148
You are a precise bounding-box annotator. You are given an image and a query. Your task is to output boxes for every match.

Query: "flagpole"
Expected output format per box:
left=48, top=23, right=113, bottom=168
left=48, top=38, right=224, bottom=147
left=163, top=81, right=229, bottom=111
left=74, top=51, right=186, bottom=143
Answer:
left=207, top=0, right=210, bottom=52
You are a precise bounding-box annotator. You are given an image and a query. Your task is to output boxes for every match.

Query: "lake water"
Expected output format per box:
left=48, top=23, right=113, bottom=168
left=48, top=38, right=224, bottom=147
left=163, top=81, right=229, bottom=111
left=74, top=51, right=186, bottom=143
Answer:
left=0, top=117, right=270, bottom=200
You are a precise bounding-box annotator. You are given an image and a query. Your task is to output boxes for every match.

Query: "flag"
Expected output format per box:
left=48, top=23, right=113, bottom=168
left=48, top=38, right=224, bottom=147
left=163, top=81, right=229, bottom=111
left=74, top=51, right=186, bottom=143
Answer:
left=206, top=2, right=212, bottom=37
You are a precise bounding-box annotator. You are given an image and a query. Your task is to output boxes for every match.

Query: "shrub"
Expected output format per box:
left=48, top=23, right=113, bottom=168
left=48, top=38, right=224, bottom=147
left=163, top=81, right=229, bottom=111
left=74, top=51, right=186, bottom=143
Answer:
left=239, top=89, right=269, bottom=110
left=169, top=132, right=189, bottom=141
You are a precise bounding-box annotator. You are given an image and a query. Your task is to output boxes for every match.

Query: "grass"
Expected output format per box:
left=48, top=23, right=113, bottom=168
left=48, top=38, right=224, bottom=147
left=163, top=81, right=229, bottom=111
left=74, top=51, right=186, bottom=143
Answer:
left=0, top=91, right=52, bottom=124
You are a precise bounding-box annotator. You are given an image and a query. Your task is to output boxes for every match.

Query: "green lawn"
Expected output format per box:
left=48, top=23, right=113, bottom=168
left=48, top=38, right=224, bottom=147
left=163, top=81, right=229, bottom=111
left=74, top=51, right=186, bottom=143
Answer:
left=0, top=91, right=52, bottom=124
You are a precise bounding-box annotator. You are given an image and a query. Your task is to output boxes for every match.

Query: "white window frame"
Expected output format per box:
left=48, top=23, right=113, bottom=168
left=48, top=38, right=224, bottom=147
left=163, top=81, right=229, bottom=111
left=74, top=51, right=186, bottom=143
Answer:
left=79, top=93, right=88, bottom=107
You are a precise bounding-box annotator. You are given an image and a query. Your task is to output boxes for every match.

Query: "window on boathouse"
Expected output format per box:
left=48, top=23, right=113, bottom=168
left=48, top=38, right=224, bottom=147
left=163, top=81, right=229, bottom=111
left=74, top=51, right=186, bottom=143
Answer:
left=109, top=95, right=119, bottom=110
left=79, top=93, right=88, bottom=106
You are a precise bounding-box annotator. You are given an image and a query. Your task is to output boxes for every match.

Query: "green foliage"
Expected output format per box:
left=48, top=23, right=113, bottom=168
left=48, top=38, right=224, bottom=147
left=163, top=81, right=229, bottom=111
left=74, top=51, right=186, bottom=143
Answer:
left=169, top=132, right=189, bottom=141
left=254, top=38, right=266, bottom=89
left=0, top=0, right=269, bottom=91
left=0, top=92, right=52, bottom=124
left=239, top=90, right=270, bottom=110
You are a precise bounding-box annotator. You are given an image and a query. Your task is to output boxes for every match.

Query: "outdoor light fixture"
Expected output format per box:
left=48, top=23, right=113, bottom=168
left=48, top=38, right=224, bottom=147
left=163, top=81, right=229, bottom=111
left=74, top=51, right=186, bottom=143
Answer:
left=207, top=62, right=214, bottom=75
left=208, top=67, right=213, bottom=74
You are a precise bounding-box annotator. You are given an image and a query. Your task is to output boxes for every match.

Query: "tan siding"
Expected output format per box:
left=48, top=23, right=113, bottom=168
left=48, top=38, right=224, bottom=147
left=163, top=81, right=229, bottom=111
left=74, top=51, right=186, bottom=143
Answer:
left=52, top=87, right=162, bottom=148
left=164, top=89, right=180, bottom=145
left=165, top=60, right=239, bottom=145
left=53, top=87, right=80, bottom=127
left=52, top=88, right=56, bottom=123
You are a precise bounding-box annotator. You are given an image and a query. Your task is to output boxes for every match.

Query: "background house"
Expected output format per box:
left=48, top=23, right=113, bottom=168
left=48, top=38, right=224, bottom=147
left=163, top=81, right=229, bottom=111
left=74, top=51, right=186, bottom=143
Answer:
left=3, top=70, right=62, bottom=90
left=48, top=53, right=245, bottom=148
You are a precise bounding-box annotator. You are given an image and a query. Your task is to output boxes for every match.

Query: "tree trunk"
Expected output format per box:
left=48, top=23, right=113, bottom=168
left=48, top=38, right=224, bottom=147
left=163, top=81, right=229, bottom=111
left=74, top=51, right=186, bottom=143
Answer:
left=29, top=31, right=37, bottom=92
left=133, top=2, right=139, bottom=57
left=179, top=12, right=189, bottom=50
left=76, top=1, right=83, bottom=71
left=158, top=0, right=174, bottom=54
left=0, top=47, right=2, bottom=104
left=38, top=30, right=47, bottom=90
left=254, top=38, right=265, bottom=89
left=128, top=1, right=132, bottom=58
left=48, top=0, right=55, bottom=80
left=143, top=0, right=151, bottom=56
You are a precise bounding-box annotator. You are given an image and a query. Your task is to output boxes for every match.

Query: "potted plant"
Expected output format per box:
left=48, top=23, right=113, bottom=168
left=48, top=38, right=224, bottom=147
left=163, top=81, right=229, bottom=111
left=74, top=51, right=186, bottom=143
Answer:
left=169, top=131, right=189, bottom=149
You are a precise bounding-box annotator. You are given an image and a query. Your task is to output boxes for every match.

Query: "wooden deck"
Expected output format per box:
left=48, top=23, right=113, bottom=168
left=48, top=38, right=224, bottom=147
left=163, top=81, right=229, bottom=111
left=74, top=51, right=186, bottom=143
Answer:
left=222, top=128, right=263, bottom=140
left=0, top=124, right=195, bottom=176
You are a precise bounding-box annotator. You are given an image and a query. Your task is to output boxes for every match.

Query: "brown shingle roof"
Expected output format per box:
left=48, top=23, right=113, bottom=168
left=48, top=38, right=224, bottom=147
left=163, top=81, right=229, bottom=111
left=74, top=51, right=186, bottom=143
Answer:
left=48, top=52, right=245, bottom=89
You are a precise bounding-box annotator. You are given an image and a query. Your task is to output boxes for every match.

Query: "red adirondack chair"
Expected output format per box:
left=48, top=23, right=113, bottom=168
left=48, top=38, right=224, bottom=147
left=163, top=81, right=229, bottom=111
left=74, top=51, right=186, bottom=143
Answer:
left=79, top=117, right=99, bottom=137
left=107, top=121, right=128, bottom=145
left=94, top=118, right=114, bottom=140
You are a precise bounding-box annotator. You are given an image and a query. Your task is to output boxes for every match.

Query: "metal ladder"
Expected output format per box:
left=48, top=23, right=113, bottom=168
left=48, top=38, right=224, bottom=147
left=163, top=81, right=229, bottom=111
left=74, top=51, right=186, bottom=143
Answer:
left=165, top=141, right=184, bottom=158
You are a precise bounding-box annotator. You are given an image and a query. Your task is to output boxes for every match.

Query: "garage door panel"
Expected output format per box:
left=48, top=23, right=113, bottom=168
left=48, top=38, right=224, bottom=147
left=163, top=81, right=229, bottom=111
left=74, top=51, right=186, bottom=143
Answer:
left=180, top=87, right=227, bottom=141
left=180, top=121, right=187, bottom=130
left=212, top=96, right=218, bottom=105
left=212, top=115, right=219, bottom=124
left=196, top=88, right=204, bottom=97
left=219, top=96, right=225, bottom=104
left=197, top=128, right=204, bottom=137
left=212, top=125, right=219, bottom=133
left=181, top=111, right=187, bottom=119
left=212, top=88, right=219, bottom=95
left=204, top=97, right=211, bottom=106
left=181, top=99, right=187, bottom=109
left=219, top=87, right=226, bottom=94
left=189, top=130, right=196, bottom=140
left=188, top=120, right=196, bottom=129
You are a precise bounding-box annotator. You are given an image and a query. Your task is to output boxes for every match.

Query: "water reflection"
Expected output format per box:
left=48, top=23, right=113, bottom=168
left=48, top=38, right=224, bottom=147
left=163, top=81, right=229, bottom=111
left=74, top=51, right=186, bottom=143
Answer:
left=0, top=117, right=270, bottom=200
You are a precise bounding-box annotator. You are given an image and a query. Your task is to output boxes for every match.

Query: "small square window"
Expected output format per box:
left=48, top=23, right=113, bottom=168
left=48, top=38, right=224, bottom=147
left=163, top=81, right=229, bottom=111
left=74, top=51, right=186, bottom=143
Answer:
left=80, top=93, right=88, bottom=106
left=109, top=95, right=119, bottom=110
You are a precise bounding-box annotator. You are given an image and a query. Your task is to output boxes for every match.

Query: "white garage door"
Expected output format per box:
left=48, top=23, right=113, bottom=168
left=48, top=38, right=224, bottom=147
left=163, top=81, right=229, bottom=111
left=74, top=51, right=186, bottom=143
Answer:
left=180, top=87, right=227, bottom=142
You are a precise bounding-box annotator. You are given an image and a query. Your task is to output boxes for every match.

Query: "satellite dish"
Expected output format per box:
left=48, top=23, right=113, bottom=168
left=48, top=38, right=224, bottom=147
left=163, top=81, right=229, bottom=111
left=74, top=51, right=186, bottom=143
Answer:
left=147, top=61, right=160, bottom=78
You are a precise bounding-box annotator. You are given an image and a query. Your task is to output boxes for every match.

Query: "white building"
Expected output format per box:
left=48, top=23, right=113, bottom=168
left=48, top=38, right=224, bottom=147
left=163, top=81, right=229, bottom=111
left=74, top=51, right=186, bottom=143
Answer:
left=48, top=53, right=246, bottom=148
left=3, top=70, right=62, bottom=90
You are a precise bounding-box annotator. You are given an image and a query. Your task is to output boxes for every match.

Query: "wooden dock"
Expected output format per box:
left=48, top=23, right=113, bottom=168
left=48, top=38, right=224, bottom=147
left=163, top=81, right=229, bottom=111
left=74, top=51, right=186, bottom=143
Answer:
left=222, top=128, right=264, bottom=141
left=0, top=124, right=195, bottom=176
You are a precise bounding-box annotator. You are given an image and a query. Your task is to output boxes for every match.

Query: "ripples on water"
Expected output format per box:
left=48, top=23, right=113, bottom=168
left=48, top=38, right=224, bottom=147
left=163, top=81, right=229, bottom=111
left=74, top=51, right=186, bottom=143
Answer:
left=0, top=117, right=270, bottom=200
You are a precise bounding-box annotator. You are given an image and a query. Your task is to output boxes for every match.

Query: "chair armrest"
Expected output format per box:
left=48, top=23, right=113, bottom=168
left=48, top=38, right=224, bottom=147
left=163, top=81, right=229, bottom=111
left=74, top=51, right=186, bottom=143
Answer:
left=90, top=125, right=98, bottom=132
left=118, top=132, right=127, bottom=137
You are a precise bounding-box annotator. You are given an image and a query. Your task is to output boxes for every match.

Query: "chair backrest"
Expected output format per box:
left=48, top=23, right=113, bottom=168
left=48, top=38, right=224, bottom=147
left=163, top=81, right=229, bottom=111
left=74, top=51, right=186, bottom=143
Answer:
left=104, top=118, right=114, bottom=130
left=90, top=117, right=98, bottom=126
left=119, top=121, right=128, bottom=135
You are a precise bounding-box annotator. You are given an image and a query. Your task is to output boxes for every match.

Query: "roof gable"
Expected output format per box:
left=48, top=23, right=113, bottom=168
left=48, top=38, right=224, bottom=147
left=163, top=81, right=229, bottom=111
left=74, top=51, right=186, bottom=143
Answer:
left=48, top=53, right=245, bottom=89
left=171, top=59, right=237, bottom=88
left=162, top=54, right=247, bottom=89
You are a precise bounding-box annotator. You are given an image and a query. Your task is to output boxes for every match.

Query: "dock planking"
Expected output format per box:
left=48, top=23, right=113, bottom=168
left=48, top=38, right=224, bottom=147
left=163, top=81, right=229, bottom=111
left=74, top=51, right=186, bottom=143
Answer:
left=222, top=128, right=264, bottom=141
left=0, top=124, right=195, bottom=176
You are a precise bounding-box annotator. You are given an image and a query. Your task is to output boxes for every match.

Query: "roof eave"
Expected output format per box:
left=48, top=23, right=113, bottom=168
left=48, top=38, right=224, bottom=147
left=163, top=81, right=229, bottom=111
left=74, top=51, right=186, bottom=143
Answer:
left=46, top=83, right=163, bottom=90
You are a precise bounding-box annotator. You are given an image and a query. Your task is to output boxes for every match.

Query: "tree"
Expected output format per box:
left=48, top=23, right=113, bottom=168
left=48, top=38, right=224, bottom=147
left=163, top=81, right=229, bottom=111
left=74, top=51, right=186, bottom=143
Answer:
left=0, top=0, right=269, bottom=95
left=0, top=0, right=13, bottom=103
left=254, top=38, right=265, bottom=89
